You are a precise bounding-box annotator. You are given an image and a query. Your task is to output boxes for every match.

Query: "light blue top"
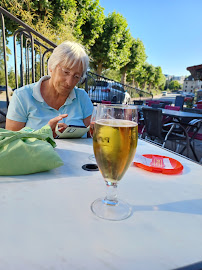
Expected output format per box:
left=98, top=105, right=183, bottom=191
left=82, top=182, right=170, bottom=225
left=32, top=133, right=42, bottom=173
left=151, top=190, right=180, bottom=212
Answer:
left=7, top=76, right=93, bottom=130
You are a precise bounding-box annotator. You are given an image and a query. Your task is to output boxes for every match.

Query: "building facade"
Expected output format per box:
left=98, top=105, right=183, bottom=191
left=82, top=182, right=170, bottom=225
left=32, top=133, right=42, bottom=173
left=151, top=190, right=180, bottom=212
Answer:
left=183, top=75, right=202, bottom=93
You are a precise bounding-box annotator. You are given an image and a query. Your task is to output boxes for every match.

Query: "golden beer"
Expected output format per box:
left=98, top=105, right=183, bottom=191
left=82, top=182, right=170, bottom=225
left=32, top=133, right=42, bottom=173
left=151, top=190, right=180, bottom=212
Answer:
left=93, top=119, right=138, bottom=183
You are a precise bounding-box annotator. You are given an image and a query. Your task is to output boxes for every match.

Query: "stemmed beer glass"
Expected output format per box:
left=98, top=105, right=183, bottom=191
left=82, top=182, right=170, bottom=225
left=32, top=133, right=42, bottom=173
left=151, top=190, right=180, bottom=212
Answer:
left=88, top=106, right=98, bottom=161
left=91, top=104, right=138, bottom=221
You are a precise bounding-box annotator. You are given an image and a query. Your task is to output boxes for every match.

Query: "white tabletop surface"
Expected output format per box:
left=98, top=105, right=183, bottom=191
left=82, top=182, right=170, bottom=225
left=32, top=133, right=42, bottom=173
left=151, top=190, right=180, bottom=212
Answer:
left=0, top=138, right=202, bottom=270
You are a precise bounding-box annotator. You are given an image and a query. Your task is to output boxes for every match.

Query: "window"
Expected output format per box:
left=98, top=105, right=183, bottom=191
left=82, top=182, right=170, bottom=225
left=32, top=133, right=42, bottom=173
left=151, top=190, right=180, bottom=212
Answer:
left=112, top=84, right=124, bottom=92
left=96, top=81, right=108, bottom=87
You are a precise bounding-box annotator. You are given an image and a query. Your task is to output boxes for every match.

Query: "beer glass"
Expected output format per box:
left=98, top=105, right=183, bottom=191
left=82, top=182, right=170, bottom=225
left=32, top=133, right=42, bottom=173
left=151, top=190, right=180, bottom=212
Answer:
left=89, top=106, right=98, bottom=161
left=91, top=104, right=138, bottom=221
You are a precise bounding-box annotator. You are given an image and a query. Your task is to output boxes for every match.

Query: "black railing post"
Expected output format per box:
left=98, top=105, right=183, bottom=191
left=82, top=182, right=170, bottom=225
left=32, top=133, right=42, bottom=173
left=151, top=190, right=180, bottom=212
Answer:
left=0, top=12, right=9, bottom=110
left=14, top=33, right=18, bottom=89
left=20, top=32, right=24, bottom=86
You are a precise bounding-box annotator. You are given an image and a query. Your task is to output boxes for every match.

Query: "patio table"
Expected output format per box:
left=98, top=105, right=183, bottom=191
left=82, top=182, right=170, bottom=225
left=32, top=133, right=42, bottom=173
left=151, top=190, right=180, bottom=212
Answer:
left=0, top=138, right=202, bottom=270
left=161, top=108, right=202, bottom=120
left=137, top=106, right=202, bottom=120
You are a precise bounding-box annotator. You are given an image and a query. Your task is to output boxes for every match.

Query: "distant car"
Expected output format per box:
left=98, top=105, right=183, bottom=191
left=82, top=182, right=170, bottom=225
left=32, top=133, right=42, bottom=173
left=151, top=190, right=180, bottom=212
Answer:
left=162, top=91, right=167, bottom=96
left=180, top=92, right=194, bottom=97
left=88, top=80, right=126, bottom=103
left=0, top=85, right=13, bottom=96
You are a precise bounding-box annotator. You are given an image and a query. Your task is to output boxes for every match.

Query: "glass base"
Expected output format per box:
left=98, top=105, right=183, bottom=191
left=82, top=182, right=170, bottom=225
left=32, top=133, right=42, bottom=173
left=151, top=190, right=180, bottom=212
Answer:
left=91, top=198, right=132, bottom=221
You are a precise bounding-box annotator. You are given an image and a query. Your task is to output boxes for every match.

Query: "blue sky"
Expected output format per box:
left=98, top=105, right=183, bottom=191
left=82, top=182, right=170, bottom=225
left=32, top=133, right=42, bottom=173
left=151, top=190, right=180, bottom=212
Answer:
left=99, top=0, right=202, bottom=76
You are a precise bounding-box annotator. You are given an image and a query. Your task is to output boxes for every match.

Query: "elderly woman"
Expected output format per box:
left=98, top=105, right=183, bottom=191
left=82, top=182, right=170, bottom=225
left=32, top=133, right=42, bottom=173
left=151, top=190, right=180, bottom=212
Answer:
left=6, top=40, right=93, bottom=137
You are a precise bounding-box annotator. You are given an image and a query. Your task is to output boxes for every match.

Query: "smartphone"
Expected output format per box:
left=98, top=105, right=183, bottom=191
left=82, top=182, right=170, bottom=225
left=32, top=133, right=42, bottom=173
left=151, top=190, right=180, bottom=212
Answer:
left=69, top=125, right=87, bottom=128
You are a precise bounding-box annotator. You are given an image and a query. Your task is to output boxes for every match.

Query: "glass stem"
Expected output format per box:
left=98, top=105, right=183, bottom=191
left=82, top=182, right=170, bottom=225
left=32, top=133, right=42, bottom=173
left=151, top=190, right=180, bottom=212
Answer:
left=103, top=182, right=118, bottom=206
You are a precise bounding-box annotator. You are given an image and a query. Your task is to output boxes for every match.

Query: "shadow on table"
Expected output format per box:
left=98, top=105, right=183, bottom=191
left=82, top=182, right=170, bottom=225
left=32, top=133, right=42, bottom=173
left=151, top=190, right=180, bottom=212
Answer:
left=173, top=260, right=202, bottom=270
left=132, top=198, right=202, bottom=216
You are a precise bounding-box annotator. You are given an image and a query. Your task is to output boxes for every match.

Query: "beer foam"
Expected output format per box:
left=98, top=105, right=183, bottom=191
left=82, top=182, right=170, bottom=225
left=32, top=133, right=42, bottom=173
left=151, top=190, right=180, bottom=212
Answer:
left=96, top=119, right=138, bottom=127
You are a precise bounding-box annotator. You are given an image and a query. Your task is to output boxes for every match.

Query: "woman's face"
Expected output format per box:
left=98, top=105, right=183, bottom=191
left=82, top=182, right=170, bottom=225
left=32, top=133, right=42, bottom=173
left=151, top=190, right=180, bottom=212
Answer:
left=49, top=63, right=83, bottom=96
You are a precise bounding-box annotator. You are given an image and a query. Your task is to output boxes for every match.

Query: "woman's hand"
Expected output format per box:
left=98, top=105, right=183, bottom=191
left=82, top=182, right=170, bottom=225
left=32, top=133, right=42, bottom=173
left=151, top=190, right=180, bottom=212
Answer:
left=48, top=114, right=68, bottom=138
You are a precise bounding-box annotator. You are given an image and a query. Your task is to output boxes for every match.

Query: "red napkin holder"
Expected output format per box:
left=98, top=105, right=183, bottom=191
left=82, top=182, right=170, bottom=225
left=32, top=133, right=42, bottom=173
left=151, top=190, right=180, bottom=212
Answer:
left=133, top=154, right=183, bottom=174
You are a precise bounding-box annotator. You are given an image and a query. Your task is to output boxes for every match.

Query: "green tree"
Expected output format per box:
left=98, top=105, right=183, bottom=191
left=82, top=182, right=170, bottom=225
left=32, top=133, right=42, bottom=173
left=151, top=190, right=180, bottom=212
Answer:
left=129, top=63, right=156, bottom=91
left=7, top=67, right=17, bottom=88
left=90, top=12, right=132, bottom=75
left=101, top=69, right=122, bottom=82
left=142, top=63, right=156, bottom=91
left=168, top=80, right=181, bottom=91
left=1, top=0, right=76, bottom=42
left=120, top=38, right=147, bottom=84
left=72, top=0, right=105, bottom=48
left=1, top=0, right=105, bottom=48
left=153, top=66, right=166, bottom=90
left=0, top=38, right=12, bottom=85
left=133, top=64, right=148, bottom=89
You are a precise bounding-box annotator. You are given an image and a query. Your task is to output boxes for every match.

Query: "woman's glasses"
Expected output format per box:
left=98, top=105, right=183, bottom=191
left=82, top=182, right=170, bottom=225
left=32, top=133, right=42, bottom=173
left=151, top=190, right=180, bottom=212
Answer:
left=59, top=66, right=82, bottom=81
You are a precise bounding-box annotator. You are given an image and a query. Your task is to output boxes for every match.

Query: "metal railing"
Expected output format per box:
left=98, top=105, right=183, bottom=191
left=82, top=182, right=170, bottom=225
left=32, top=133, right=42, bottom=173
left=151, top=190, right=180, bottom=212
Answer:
left=0, top=5, right=152, bottom=119
left=0, top=6, right=57, bottom=117
left=80, top=72, right=152, bottom=104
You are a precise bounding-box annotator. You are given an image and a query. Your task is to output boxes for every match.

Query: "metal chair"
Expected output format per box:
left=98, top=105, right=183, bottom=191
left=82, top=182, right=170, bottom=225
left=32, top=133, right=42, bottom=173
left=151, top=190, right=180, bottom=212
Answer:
left=142, top=107, right=190, bottom=156
left=181, top=119, right=202, bottom=162
left=196, top=104, right=202, bottom=109
left=146, top=100, right=160, bottom=107
left=163, top=105, right=181, bottom=124
left=133, top=100, right=144, bottom=105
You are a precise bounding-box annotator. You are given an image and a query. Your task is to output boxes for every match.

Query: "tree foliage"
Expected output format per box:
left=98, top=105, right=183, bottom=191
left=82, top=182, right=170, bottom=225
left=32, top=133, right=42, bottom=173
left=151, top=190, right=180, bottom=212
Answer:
left=1, top=0, right=76, bottom=43
left=1, top=0, right=105, bottom=48
left=120, top=38, right=147, bottom=84
left=0, top=0, right=166, bottom=92
left=168, top=80, right=181, bottom=90
left=90, top=12, right=132, bottom=75
left=153, top=66, right=166, bottom=90
left=0, top=39, right=12, bottom=85
left=102, top=69, right=122, bottom=82
left=72, top=0, right=105, bottom=48
left=127, top=62, right=165, bottom=92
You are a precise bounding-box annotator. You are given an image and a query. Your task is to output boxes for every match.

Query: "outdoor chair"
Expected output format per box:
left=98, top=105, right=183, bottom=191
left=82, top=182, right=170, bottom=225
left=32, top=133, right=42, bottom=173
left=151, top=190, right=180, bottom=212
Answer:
left=141, top=107, right=190, bottom=156
left=146, top=100, right=160, bottom=107
left=163, top=105, right=181, bottom=124
left=180, top=119, right=202, bottom=162
left=133, top=100, right=144, bottom=105
left=196, top=104, right=202, bottom=109
left=175, top=96, right=184, bottom=110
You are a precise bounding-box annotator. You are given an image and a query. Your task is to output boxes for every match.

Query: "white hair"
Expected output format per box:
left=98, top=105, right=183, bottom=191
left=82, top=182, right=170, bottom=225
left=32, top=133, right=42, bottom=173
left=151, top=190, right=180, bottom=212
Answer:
left=48, top=40, right=89, bottom=80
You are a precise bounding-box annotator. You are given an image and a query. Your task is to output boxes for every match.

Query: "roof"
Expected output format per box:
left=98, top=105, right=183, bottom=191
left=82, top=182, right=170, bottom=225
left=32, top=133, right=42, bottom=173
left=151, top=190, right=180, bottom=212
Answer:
left=184, top=75, right=193, bottom=81
left=187, top=64, right=202, bottom=70
left=187, top=64, right=202, bottom=80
